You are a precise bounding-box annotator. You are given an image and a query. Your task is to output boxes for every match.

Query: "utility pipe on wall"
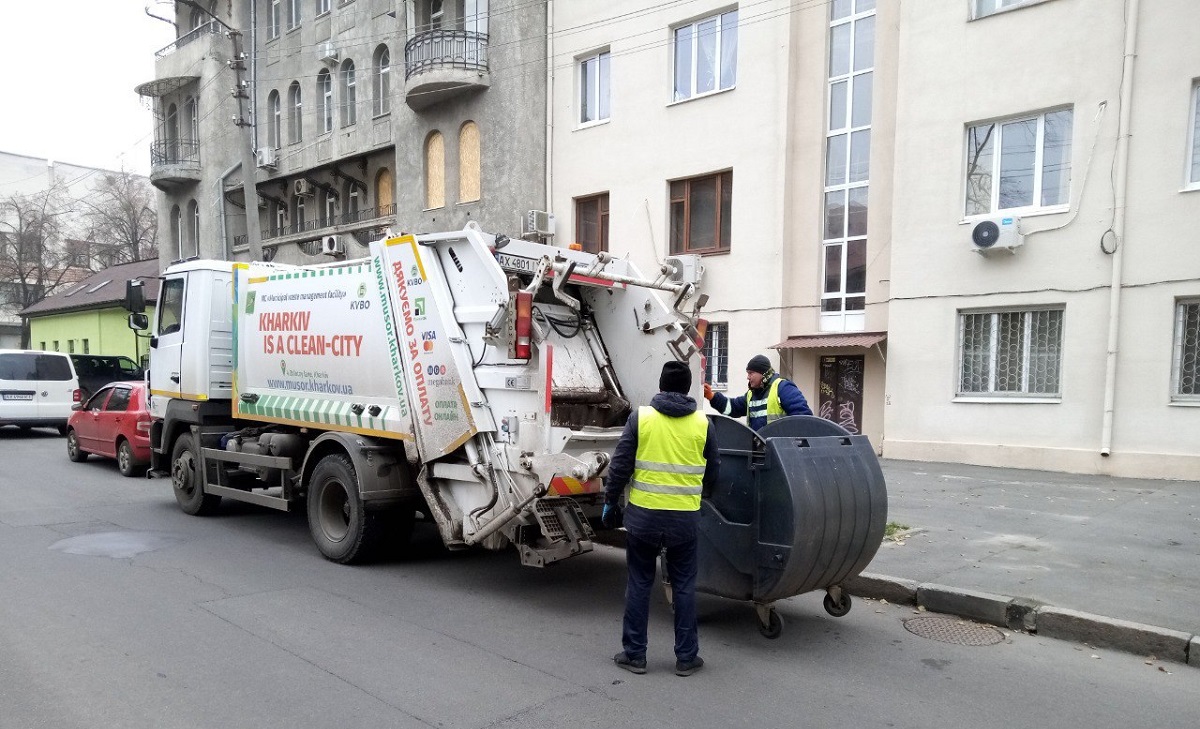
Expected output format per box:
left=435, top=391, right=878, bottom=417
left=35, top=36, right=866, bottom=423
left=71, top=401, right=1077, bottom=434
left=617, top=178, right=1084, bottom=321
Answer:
left=1100, top=0, right=1141, bottom=456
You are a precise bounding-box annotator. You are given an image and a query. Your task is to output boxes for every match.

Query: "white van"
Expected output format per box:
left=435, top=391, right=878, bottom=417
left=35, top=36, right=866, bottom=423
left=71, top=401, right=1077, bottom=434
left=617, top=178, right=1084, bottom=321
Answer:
left=0, top=349, right=81, bottom=434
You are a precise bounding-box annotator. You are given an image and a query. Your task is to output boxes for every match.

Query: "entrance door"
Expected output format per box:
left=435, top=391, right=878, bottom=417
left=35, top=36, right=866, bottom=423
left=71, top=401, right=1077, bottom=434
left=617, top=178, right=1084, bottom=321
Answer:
left=818, top=355, right=864, bottom=435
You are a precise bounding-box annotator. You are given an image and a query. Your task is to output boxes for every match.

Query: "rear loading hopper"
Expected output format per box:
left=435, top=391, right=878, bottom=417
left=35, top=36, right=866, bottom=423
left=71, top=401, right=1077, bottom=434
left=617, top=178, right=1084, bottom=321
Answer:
left=695, top=415, right=888, bottom=637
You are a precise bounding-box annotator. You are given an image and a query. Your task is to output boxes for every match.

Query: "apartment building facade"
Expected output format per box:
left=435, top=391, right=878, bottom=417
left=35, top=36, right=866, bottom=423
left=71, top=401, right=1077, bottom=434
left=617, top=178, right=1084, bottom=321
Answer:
left=886, top=0, right=1200, bottom=478
left=139, top=0, right=547, bottom=268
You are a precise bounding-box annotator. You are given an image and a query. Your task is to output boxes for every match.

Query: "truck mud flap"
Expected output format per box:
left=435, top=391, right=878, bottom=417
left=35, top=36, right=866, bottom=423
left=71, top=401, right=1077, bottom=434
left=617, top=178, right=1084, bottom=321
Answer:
left=697, top=415, right=887, bottom=606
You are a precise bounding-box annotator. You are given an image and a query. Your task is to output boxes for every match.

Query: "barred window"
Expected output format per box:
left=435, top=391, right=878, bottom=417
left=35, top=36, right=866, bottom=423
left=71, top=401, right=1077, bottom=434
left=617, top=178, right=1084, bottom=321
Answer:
left=1173, top=299, right=1200, bottom=401
left=958, top=308, right=1063, bottom=397
left=702, top=322, right=729, bottom=388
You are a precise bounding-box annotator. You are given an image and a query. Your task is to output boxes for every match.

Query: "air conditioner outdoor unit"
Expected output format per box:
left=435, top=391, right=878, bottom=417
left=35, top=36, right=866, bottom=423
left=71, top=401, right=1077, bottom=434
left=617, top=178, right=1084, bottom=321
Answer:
left=524, top=209, right=555, bottom=237
left=294, top=178, right=315, bottom=197
left=664, top=255, right=705, bottom=285
left=970, top=215, right=1023, bottom=254
left=255, top=147, right=277, bottom=170
left=321, top=235, right=344, bottom=256
left=318, top=40, right=339, bottom=65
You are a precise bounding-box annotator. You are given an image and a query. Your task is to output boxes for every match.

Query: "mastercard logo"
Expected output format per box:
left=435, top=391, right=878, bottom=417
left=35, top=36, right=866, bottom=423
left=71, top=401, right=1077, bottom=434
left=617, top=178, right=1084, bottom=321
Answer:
left=423, top=340, right=434, bottom=352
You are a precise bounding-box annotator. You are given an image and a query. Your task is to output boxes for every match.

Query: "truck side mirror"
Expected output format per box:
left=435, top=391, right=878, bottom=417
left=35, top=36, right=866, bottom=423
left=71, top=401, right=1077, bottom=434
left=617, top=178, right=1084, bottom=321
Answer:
left=128, top=312, right=149, bottom=331
left=124, top=279, right=146, bottom=314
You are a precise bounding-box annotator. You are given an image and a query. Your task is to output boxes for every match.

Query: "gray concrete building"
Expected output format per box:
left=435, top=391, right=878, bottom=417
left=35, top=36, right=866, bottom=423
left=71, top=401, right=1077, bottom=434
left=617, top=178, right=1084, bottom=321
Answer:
left=139, top=0, right=547, bottom=267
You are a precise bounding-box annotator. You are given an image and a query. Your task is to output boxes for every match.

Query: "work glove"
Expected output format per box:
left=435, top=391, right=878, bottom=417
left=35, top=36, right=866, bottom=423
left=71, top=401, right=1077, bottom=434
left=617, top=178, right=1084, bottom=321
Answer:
left=601, top=503, right=624, bottom=529
left=703, top=383, right=714, bottom=401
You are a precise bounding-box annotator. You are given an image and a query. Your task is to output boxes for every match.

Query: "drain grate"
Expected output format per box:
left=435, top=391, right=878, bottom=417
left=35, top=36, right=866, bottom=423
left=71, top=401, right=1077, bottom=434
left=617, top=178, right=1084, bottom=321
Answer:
left=903, top=617, right=1004, bottom=646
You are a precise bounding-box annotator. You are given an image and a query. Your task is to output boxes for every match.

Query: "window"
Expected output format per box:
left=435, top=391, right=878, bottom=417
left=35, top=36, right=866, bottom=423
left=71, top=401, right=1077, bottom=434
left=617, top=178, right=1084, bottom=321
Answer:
left=574, top=193, right=609, bottom=253
left=701, top=322, right=729, bottom=388
left=373, top=45, right=391, bottom=116
left=294, top=195, right=306, bottom=231
left=346, top=185, right=361, bottom=219
left=822, top=1, right=874, bottom=330
left=1188, top=82, right=1200, bottom=189
left=321, top=189, right=337, bottom=225
left=965, top=108, right=1073, bottom=216
left=268, top=90, right=281, bottom=148
left=669, top=171, right=732, bottom=255
left=106, top=387, right=132, bottom=412
left=579, top=51, right=610, bottom=124
left=288, top=81, right=303, bottom=142
left=274, top=201, right=287, bottom=236
left=287, top=0, right=301, bottom=29
left=158, top=278, right=185, bottom=337
left=82, top=339, right=89, bottom=354
left=170, top=205, right=182, bottom=259
left=269, top=0, right=281, bottom=38
left=1173, top=299, right=1200, bottom=401
left=183, top=97, right=198, bottom=145
left=958, top=308, right=1064, bottom=397
left=672, top=10, right=737, bottom=102
left=464, top=0, right=488, bottom=33
left=973, top=0, right=1045, bottom=19
left=459, top=121, right=480, bottom=203
left=187, top=199, right=200, bottom=257
left=341, top=60, right=357, bottom=127
left=425, top=131, right=445, bottom=209
left=318, top=69, right=333, bottom=133
left=376, top=168, right=394, bottom=214
left=317, top=0, right=330, bottom=16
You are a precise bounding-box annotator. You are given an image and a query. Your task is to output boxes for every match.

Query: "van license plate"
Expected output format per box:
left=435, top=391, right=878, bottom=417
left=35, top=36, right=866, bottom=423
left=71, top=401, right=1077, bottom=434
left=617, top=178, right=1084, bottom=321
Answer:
left=2, top=394, right=34, bottom=400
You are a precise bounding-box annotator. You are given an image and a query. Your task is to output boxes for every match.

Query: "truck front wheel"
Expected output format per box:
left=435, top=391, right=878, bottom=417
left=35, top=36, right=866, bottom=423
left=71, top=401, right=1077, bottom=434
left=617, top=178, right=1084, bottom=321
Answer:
left=307, top=454, right=382, bottom=564
left=172, top=433, right=221, bottom=515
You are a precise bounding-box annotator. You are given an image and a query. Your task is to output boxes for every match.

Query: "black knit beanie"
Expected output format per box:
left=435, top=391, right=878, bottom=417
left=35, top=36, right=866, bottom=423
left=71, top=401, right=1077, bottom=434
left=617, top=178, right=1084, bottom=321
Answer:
left=659, top=361, right=692, bottom=394
left=746, top=354, right=772, bottom=375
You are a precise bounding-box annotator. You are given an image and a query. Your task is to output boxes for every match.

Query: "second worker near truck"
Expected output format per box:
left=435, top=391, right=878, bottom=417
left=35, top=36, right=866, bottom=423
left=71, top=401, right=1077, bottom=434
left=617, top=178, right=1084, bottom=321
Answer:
left=704, top=354, right=812, bottom=430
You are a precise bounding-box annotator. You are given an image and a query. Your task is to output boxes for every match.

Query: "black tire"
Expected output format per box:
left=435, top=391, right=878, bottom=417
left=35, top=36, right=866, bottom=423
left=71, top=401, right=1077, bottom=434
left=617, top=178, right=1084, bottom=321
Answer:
left=824, top=591, right=852, bottom=618
left=307, top=454, right=383, bottom=564
left=172, top=433, right=220, bottom=515
left=66, top=429, right=88, bottom=462
left=117, top=439, right=140, bottom=478
left=759, top=609, right=784, bottom=639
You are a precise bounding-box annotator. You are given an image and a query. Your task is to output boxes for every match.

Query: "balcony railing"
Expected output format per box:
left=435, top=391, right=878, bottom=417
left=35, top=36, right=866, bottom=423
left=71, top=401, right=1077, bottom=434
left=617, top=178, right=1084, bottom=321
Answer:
left=404, top=30, right=488, bottom=80
left=155, top=22, right=222, bottom=59
left=150, top=140, right=200, bottom=167
left=260, top=204, right=397, bottom=241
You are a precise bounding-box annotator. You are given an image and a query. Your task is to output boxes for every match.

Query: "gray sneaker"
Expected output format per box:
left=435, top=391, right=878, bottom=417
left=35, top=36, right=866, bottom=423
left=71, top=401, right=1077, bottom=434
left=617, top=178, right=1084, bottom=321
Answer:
left=614, top=652, right=647, bottom=674
left=675, top=656, right=704, bottom=676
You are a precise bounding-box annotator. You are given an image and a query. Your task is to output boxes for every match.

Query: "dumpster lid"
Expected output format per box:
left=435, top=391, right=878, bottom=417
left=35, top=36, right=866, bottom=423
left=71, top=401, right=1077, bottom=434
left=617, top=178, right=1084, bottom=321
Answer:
left=770, top=332, right=886, bottom=350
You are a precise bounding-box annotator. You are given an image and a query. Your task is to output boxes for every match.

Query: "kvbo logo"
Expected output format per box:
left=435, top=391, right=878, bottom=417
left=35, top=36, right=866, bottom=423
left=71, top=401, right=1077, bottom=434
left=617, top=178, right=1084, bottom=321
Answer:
left=425, top=364, right=447, bottom=375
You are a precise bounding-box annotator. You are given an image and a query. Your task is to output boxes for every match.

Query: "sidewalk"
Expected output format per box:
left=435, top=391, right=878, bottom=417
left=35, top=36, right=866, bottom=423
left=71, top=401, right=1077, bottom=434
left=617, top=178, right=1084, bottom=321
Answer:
left=848, top=459, right=1200, bottom=663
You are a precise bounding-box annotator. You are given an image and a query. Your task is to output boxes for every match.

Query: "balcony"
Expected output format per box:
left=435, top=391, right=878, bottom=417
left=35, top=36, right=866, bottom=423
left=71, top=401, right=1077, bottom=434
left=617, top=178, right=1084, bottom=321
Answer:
left=404, top=30, right=490, bottom=110
left=155, top=22, right=223, bottom=59
left=246, top=204, right=398, bottom=250
left=149, top=140, right=201, bottom=190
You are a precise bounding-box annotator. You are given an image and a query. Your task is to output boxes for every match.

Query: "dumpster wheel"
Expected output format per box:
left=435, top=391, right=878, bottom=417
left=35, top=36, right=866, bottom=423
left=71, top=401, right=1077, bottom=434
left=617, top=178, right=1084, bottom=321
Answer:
left=755, top=603, right=784, bottom=639
left=824, top=587, right=852, bottom=617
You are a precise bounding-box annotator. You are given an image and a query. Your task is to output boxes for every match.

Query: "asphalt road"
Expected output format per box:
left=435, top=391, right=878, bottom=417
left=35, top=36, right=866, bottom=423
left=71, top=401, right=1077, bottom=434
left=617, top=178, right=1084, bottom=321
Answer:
left=1, top=429, right=1197, bottom=729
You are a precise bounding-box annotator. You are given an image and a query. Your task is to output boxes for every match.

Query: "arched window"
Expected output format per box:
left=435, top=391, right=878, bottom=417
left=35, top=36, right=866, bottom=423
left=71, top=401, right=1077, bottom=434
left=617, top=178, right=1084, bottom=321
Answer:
left=424, top=131, right=445, bottom=209
left=373, top=45, right=391, bottom=116
left=458, top=121, right=480, bottom=203
left=165, top=103, right=179, bottom=161
left=267, top=90, right=281, bottom=148
left=340, top=60, right=357, bottom=127
left=170, top=205, right=182, bottom=259
left=318, top=69, right=333, bottom=133
left=190, top=9, right=205, bottom=30
left=321, top=188, right=337, bottom=226
left=187, top=199, right=200, bottom=257
left=375, top=168, right=394, bottom=215
left=288, top=81, right=303, bottom=143
left=183, top=97, right=198, bottom=146
left=344, top=182, right=361, bottom=220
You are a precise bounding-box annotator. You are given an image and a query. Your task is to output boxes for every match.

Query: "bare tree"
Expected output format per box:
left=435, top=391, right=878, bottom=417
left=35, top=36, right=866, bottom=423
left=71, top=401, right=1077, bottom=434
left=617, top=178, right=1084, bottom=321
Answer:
left=76, top=171, right=159, bottom=266
left=0, top=186, right=77, bottom=313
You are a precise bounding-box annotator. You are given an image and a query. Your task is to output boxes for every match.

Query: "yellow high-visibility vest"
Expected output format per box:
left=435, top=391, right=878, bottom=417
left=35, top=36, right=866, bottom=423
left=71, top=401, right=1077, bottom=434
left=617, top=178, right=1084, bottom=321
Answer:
left=628, top=406, right=708, bottom=512
left=746, top=377, right=787, bottom=423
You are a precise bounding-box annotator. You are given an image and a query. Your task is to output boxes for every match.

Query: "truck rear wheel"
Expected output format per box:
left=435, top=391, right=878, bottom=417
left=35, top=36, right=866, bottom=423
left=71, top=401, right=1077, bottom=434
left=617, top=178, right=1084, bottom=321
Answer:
left=308, top=454, right=383, bottom=564
left=172, top=433, right=221, bottom=515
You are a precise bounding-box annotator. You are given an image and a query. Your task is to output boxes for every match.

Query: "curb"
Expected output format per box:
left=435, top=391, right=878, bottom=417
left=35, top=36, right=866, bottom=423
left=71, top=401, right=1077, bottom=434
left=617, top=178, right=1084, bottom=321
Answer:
left=844, top=572, right=1197, bottom=667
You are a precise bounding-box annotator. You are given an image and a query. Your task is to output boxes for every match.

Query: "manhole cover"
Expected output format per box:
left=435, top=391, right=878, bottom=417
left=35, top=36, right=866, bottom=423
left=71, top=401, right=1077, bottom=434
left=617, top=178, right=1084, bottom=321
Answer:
left=903, top=617, right=1004, bottom=646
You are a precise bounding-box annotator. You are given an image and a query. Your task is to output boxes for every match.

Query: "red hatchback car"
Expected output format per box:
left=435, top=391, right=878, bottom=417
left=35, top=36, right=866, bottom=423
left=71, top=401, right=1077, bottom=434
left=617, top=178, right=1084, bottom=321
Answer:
left=66, top=381, right=152, bottom=477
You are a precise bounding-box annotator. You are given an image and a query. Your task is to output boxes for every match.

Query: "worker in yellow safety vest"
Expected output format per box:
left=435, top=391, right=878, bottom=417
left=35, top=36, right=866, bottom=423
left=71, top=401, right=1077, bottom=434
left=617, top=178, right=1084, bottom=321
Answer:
left=704, top=354, right=812, bottom=431
left=602, top=360, right=720, bottom=677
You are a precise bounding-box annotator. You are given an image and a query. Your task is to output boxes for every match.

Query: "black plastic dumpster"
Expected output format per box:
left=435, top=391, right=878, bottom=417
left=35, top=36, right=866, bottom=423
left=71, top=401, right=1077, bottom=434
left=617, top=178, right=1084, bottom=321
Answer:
left=694, top=414, right=888, bottom=637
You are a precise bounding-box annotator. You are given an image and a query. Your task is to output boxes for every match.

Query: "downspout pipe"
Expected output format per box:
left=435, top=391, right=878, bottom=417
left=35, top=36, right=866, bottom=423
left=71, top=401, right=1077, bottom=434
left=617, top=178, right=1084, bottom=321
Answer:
left=1100, top=0, right=1141, bottom=456
left=545, top=0, right=554, bottom=220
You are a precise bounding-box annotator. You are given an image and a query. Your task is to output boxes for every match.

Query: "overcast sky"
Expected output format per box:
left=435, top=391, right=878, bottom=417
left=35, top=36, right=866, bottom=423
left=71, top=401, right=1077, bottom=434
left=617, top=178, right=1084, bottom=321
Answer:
left=0, top=1, right=175, bottom=175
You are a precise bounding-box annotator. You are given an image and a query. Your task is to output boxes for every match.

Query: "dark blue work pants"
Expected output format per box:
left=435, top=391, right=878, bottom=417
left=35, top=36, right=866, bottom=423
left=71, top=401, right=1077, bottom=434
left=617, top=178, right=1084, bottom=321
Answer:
left=621, top=503, right=700, bottom=662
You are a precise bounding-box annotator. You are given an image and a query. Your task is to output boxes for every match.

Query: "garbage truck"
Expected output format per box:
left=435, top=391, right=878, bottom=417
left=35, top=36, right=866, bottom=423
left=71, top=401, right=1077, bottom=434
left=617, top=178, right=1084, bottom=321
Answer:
left=124, top=224, right=887, bottom=635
